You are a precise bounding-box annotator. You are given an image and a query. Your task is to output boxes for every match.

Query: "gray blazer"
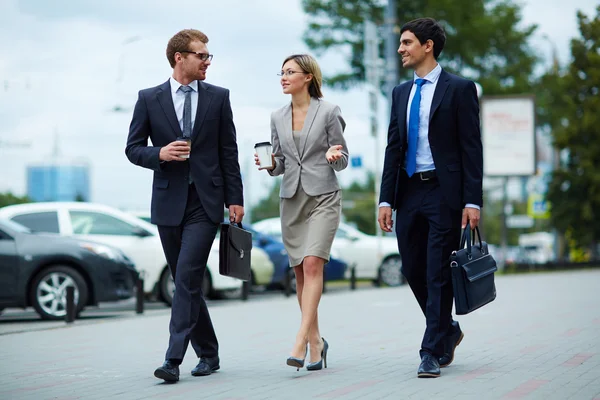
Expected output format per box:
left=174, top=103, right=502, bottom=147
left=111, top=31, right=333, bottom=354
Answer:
left=269, top=97, right=349, bottom=198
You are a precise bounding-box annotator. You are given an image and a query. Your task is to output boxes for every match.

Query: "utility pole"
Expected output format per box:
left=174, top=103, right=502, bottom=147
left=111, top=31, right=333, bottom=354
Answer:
left=364, top=19, right=382, bottom=261
left=384, top=0, right=399, bottom=110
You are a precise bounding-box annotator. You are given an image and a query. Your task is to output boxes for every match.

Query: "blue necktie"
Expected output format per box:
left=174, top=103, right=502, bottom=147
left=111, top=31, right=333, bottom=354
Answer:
left=179, top=85, right=193, bottom=138
left=406, top=78, right=426, bottom=177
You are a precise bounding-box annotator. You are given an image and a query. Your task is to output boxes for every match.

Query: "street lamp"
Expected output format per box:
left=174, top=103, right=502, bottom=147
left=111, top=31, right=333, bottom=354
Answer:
left=113, top=36, right=141, bottom=113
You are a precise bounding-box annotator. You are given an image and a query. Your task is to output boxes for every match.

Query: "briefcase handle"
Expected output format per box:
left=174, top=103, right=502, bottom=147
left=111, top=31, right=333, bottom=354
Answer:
left=227, top=221, right=245, bottom=230
left=460, top=226, right=483, bottom=257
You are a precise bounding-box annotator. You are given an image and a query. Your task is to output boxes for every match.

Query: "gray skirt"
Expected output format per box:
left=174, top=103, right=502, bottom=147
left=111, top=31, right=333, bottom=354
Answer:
left=280, top=181, right=341, bottom=267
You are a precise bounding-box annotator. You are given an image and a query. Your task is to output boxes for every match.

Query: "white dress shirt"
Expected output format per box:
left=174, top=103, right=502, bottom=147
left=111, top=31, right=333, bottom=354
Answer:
left=379, top=64, right=479, bottom=210
left=169, top=77, right=198, bottom=133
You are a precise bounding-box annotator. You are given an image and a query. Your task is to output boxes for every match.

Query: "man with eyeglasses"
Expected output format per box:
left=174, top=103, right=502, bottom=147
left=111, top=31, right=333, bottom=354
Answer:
left=125, top=29, right=244, bottom=383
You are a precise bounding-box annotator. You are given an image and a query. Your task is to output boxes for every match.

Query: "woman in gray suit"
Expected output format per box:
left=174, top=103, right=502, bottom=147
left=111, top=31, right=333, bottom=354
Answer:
left=255, top=54, right=348, bottom=371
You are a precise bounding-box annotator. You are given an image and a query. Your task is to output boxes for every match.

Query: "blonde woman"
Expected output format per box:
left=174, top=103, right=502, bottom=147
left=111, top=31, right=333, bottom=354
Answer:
left=255, top=54, right=348, bottom=371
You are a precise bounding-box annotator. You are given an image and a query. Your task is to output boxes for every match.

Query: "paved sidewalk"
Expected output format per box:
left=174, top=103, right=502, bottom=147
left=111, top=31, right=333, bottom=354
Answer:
left=1, top=270, right=599, bottom=400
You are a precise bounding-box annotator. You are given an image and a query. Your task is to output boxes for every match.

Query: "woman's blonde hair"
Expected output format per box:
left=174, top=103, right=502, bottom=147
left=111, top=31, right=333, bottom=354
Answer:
left=282, top=54, right=323, bottom=98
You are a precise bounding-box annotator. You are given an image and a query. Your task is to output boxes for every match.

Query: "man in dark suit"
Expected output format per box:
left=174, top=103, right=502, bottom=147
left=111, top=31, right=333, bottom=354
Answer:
left=125, top=29, right=244, bottom=382
left=378, top=18, right=483, bottom=378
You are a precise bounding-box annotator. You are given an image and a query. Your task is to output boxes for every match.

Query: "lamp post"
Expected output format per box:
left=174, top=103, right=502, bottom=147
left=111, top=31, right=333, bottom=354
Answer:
left=113, top=36, right=141, bottom=113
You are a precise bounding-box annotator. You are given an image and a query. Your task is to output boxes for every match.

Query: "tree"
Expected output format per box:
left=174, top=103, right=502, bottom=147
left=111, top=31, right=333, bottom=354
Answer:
left=251, top=179, right=282, bottom=223
left=302, top=0, right=539, bottom=95
left=342, top=173, right=377, bottom=234
left=546, top=6, right=600, bottom=257
left=0, top=192, right=31, bottom=208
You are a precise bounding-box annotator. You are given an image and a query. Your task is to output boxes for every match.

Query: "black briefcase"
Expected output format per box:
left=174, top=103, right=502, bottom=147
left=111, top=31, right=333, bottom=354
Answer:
left=450, top=227, right=497, bottom=315
left=219, top=222, right=252, bottom=281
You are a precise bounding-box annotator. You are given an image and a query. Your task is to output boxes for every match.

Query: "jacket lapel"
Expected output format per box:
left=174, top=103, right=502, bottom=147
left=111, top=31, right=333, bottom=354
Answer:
left=429, top=69, right=450, bottom=122
left=156, top=80, right=182, bottom=138
left=397, top=83, right=411, bottom=145
left=191, top=81, right=213, bottom=139
left=298, top=97, right=320, bottom=159
left=281, top=104, right=301, bottom=161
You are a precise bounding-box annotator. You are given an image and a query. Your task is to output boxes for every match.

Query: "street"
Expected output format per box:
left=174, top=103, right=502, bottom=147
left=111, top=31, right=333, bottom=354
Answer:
left=0, top=270, right=599, bottom=399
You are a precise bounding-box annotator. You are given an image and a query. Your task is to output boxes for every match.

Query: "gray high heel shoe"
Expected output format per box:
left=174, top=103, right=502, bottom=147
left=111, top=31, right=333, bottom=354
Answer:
left=306, top=338, right=329, bottom=371
left=286, top=346, right=308, bottom=371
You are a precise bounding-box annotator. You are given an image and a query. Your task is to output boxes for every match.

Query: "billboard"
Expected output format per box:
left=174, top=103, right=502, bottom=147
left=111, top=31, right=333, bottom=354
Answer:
left=481, top=96, right=536, bottom=177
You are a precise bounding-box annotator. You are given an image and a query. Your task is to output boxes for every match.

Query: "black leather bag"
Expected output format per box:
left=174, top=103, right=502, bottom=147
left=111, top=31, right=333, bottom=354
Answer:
left=219, top=222, right=252, bottom=281
left=450, top=227, right=497, bottom=315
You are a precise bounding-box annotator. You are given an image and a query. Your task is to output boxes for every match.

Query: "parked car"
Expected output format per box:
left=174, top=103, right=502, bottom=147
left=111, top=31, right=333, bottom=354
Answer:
left=0, top=218, right=137, bottom=320
left=252, top=218, right=404, bottom=286
left=0, top=203, right=242, bottom=304
left=244, top=224, right=347, bottom=292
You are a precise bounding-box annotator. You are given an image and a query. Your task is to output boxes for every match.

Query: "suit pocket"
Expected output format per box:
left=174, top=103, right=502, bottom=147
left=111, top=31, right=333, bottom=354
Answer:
left=154, top=178, right=169, bottom=189
left=447, top=163, right=461, bottom=172
left=212, top=177, right=224, bottom=186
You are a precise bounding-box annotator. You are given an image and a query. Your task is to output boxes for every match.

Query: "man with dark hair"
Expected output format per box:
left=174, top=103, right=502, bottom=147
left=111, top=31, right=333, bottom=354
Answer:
left=126, top=29, right=244, bottom=382
left=378, top=17, right=483, bottom=378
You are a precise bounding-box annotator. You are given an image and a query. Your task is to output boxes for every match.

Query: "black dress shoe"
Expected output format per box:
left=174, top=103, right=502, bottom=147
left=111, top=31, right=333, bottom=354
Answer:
left=154, top=360, right=180, bottom=382
left=439, top=321, right=464, bottom=368
left=191, top=356, right=220, bottom=376
left=418, top=353, right=441, bottom=378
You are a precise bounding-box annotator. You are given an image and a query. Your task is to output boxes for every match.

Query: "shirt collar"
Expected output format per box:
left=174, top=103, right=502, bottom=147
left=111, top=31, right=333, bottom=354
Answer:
left=413, top=63, right=442, bottom=85
left=169, top=77, right=198, bottom=95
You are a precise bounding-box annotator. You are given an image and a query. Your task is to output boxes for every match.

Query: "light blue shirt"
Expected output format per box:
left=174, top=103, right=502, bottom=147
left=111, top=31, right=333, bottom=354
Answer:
left=169, top=77, right=198, bottom=133
left=379, top=64, right=479, bottom=210
left=405, top=64, right=441, bottom=172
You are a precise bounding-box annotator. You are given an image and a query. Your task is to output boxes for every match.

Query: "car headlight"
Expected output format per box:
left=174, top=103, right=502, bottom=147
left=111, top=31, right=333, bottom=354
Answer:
left=80, top=242, right=122, bottom=261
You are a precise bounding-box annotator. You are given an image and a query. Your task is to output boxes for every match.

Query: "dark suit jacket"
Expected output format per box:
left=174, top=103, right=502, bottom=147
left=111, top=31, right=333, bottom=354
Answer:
left=125, top=80, right=243, bottom=226
left=379, top=69, right=483, bottom=211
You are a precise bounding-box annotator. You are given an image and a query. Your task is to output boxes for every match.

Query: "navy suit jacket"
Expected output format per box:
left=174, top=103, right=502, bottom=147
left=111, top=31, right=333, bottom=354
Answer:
left=125, top=80, right=243, bottom=226
left=379, top=69, right=483, bottom=211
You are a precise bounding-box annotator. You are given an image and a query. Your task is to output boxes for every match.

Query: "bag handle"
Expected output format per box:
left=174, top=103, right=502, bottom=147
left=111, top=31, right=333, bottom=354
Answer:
left=459, top=226, right=483, bottom=257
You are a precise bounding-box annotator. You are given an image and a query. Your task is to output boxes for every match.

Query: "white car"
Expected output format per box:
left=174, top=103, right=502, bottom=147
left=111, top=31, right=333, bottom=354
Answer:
left=0, top=202, right=242, bottom=304
left=252, top=218, right=404, bottom=286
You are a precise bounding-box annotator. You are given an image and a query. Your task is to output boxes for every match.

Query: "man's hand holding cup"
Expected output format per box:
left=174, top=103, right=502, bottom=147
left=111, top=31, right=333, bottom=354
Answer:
left=159, top=138, right=191, bottom=162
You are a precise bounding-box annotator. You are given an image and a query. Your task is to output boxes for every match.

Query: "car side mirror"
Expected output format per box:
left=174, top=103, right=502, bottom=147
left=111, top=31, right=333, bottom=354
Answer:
left=132, top=226, right=151, bottom=237
left=348, top=234, right=359, bottom=242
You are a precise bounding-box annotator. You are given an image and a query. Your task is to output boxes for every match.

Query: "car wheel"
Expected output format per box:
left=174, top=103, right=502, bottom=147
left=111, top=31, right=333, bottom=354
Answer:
left=160, top=268, right=174, bottom=306
left=30, top=266, right=88, bottom=320
left=161, top=268, right=214, bottom=306
left=379, top=256, right=405, bottom=287
left=287, top=268, right=297, bottom=293
left=202, top=269, right=214, bottom=299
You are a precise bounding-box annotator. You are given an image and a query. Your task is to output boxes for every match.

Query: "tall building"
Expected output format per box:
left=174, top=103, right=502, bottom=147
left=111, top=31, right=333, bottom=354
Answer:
left=27, top=163, right=90, bottom=202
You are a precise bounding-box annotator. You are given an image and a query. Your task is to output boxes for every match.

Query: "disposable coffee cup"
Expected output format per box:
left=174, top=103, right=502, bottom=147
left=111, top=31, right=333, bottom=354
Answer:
left=255, top=142, right=273, bottom=169
left=176, top=137, right=191, bottom=159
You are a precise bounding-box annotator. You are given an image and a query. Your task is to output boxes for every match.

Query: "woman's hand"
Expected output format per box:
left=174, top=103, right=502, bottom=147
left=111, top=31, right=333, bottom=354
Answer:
left=326, top=145, right=344, bottom=163
left=255, top=153, right=275, bottom=171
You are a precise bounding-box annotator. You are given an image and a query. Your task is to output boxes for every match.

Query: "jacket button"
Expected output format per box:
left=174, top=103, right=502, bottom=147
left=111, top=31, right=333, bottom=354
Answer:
left=297, top=162, right=301, bottom=166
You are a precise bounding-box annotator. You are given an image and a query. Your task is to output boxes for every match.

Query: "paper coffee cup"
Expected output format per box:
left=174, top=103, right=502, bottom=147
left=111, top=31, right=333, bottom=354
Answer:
left=176, top=137, right=191, bottom=159
left=254, top=142, right=273, bottom=169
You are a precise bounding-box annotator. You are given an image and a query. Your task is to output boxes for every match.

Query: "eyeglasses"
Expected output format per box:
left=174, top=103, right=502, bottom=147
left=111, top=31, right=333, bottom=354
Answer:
left=179, top=50, right=213, bottom=62
left=277, top=70, right=307, bottom=77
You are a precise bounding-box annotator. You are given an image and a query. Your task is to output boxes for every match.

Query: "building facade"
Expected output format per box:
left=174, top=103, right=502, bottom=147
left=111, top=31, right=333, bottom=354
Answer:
left=27, top=164, right=90, bottom=202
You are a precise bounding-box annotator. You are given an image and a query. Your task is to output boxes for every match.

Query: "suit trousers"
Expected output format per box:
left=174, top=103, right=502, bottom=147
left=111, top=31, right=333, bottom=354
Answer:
left=395, top=176, right=462, bottom=358
left=158, top=183, right=219, bottom=363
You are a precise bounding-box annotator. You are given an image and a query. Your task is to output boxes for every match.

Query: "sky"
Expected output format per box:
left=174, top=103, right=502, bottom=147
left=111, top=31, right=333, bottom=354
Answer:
left=0, top=0, right=597, bottom=215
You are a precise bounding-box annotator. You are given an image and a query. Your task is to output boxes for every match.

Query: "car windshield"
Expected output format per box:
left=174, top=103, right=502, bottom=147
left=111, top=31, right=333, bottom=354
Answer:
left=0, top=218, right=32, bottom=233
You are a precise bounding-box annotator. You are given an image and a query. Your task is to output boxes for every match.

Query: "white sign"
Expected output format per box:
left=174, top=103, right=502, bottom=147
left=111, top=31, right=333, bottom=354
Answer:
left=506, top=214, right=534, bottom=229
left=481, top=97, right=535, bottom=176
